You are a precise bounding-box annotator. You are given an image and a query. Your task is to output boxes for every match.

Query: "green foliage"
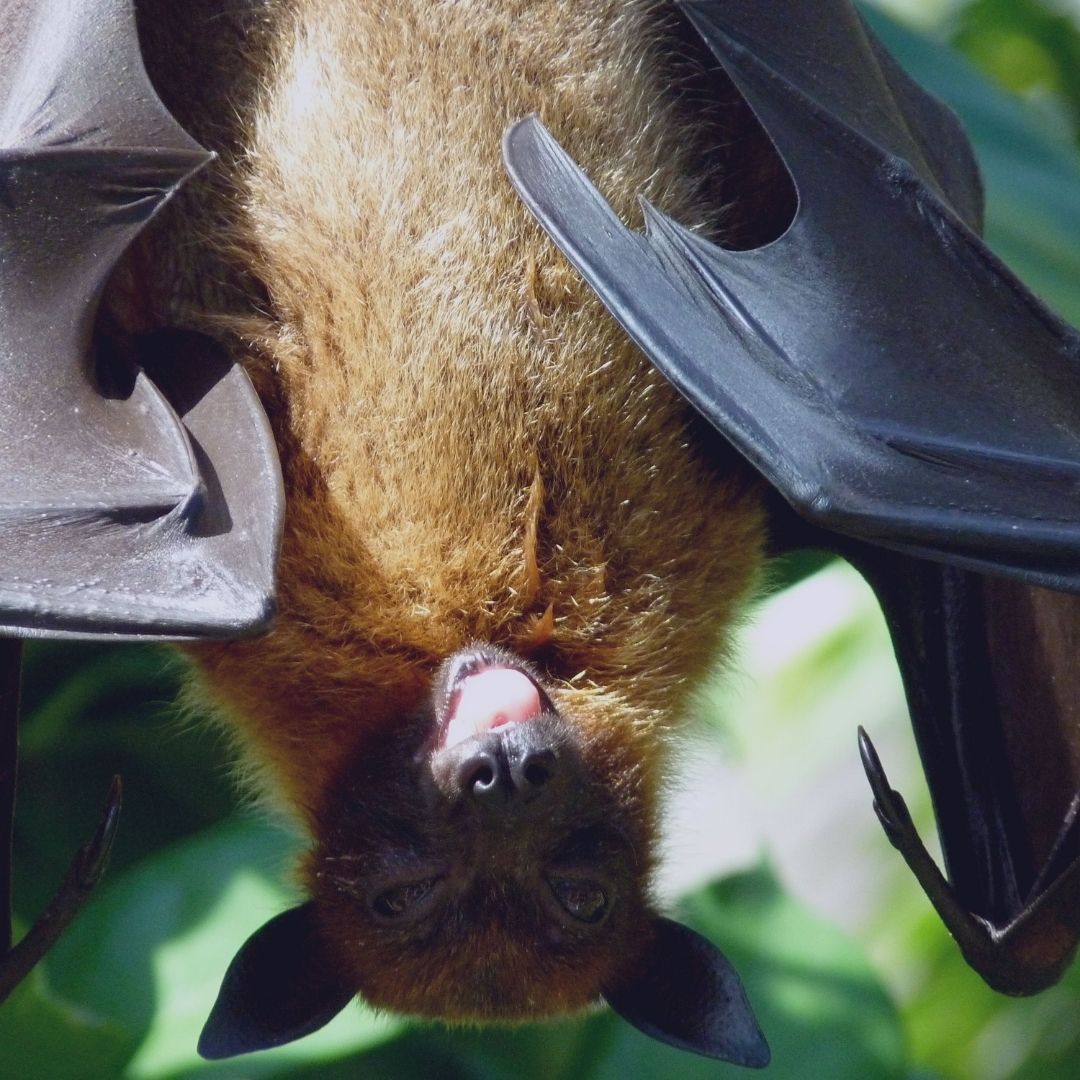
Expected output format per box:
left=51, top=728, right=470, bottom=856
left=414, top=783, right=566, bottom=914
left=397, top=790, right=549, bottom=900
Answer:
left=951, top=0, right=1080, bottom=144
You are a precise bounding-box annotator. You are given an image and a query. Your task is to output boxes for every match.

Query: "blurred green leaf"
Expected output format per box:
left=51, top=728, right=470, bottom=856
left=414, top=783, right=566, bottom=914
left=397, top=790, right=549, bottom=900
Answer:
left=0, top=965, right=134, bottom=1078
left=952, top=0, right=1080, bottom=141
left=14, top=644, right=234, bottom=920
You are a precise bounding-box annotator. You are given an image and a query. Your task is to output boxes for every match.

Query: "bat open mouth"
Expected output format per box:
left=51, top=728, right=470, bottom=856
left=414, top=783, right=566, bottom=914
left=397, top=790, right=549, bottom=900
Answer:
left=436, top=649, right=552, bottom=750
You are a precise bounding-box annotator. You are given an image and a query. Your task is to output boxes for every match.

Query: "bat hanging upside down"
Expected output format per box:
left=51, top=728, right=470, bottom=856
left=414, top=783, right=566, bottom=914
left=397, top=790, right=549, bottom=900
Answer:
left=7, top=0, right=1080, bottom=1066
left=123, top=0, right=772, bottom=1064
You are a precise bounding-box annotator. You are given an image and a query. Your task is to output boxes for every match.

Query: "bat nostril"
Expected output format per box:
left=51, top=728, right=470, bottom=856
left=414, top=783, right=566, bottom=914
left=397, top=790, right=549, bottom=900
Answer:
left=471, top=764, right=496, bottom=791
left=458, top=751, right=500, bottom=801
left=524, top=761, right=549, bottom=787
left=517, top=749, right=556, bottom=794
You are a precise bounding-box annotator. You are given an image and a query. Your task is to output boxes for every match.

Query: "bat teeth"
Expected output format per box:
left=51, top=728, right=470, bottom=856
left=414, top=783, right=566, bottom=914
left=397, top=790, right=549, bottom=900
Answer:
left=447, top=653, right=488, bottom=690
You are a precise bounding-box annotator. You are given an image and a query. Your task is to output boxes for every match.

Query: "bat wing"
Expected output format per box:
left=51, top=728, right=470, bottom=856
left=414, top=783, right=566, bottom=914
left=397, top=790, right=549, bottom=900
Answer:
left=0, top=0, right=283, bottom=640
left=505, top=0, right=1080, bottom=993
left=503, top=3, right=1080, bottom=593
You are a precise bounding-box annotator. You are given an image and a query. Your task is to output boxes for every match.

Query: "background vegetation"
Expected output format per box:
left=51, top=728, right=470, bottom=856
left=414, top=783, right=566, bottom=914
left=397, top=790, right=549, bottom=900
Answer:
left=6, top=2, right=1080, bottom=1076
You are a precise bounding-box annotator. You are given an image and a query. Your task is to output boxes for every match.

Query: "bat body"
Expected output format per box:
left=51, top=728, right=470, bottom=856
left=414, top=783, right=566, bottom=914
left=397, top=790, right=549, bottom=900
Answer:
left=133, top=0, right=763, bottom=822
left=127, top=0, right=768, bottom=1063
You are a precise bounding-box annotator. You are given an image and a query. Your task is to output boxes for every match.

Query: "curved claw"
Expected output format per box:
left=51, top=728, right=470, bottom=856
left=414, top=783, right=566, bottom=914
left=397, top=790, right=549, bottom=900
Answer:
left=857, top=726, right=917, bottom=846
left=857, top=730, right=998, bottom=959
left=0, top=775, right=122, bottom=1002
left=70, top=775, right=123, bottom=893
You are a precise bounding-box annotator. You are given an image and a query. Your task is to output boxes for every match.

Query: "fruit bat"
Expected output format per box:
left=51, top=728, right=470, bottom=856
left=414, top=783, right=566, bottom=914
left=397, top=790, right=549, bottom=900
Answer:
left=2, top=0, right=768, bottom=1066
left=1, top=0, right=1079, bottom=1069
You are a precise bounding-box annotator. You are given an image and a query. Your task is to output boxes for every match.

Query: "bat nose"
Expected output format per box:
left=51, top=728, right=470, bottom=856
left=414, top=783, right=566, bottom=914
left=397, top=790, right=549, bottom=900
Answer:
left=455, top=739, right=557, bottom=805
left=430, top=710, right=584, bottom=813
left=457, top=747, right=501, bottom=802
left=445, top=712, right=576, bottom=810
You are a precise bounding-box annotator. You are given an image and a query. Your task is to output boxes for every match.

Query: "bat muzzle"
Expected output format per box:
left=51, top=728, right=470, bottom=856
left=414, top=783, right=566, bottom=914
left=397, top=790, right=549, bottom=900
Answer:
left=430, top=713, right=582, bottom=818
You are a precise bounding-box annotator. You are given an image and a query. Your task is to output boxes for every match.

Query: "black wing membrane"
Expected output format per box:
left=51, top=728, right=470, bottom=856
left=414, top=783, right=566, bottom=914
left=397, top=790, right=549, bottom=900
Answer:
left=0, top=0, right=282, bottom=640
left=505, top=0, right=1080, bottom=994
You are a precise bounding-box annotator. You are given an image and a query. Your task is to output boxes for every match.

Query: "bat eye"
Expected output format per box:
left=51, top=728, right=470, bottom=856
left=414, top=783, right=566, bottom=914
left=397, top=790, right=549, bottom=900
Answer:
left=549, top=877, right=608, bottom=924
left=372, top=878, right=439, bottom=919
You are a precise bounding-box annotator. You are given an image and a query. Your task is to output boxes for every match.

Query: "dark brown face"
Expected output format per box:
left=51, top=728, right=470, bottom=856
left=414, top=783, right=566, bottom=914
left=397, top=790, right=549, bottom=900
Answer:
left=304, top=645, right=657, bottom=1020
left=199, top=649, right=767, bottom=1065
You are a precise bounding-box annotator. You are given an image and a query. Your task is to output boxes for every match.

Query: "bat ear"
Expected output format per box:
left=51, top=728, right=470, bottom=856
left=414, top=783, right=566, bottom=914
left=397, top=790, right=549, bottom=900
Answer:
left=602, top=916, right=770, bottom=1067
left=198, top=901, right=355, bottom=1060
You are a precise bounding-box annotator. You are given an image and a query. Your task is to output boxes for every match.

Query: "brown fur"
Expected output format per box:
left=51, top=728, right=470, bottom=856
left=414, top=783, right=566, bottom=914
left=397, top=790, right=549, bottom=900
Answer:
left=130, top=0, right=766, bottom=1024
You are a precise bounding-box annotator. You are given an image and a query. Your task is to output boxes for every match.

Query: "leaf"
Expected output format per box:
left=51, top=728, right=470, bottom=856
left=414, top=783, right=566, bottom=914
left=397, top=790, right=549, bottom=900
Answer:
left=14, top=643, right=233, bottom=921
left=952, top=0, right=1080, bottom=139
left=0, top=965, right=134, bottom=1078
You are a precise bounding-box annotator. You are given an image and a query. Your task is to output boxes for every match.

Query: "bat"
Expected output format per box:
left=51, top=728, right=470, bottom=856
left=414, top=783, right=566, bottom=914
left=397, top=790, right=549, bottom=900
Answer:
left=1, top=0, right=1078, bottom=1068
left=3, top=0, right=768, bottom=1066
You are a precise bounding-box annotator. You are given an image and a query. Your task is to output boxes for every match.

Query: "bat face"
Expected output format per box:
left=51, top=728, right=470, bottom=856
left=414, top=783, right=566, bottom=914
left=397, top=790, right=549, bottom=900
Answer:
left=306, top=646, right=654, bottom=1020
left=198, top=641, right=768, bottom=1066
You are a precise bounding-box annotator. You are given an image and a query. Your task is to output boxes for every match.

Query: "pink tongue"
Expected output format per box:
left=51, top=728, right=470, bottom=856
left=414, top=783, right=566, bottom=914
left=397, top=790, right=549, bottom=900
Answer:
left=443, top=668, right=542, bottom=749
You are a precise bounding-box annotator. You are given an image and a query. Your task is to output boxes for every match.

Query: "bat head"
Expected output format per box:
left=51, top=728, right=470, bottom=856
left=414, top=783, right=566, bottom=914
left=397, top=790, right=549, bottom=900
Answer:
left=198, top=645, right=768, bottom=1066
